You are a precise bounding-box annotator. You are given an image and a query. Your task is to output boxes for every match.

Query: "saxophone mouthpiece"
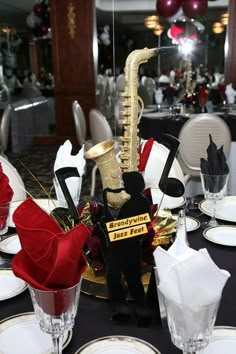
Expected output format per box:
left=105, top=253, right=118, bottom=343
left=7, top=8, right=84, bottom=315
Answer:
left=155, top=46, right=178, bottom=56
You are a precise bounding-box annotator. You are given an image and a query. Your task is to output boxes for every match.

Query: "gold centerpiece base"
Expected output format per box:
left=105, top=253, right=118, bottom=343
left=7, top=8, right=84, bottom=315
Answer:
left=81, top=265, right=151, bottom=299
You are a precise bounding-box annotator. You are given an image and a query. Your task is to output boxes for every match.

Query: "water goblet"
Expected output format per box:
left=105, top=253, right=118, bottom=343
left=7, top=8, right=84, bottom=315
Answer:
left=163, top=295, right=220, bottom=354
left=200, top=173, right=229, bottom=229
left=28, top=280, right=82, bottom=354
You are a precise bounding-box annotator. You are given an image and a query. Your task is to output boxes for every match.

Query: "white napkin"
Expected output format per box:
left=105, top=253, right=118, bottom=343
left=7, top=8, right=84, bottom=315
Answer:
left=53, top=140, right=85, bottom=207
left=154, top=238, right=230, bottom=307
left=154, top=88, right=163, bottom=105
left=225, top=83, right=236, bottom=104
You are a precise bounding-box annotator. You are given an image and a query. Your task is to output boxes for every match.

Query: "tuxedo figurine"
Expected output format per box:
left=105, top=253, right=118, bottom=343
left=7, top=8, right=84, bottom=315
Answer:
left=102, top=171, right=152, bottom=327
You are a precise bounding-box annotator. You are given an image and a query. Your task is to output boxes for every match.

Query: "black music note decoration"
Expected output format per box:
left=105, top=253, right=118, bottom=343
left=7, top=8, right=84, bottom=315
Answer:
left=159, top=134, right=185, bottom=198
left=52, top=167, right=81, bottom=225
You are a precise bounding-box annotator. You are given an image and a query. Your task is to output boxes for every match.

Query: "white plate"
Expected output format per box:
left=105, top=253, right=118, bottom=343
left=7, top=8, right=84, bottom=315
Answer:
left=146, top=105, right=159, bottom=109
left=0, top=312, right=72, bottom=354
left=75, top=336, right=161, bottom=354
left=172, top=215, right=200, bottom=232
left=0, top=269, right=27, bottom=300
left=142, top=140, right=185, bottom=190
left=199, top=196, right=236, bottom=223
left=199, top=326, right=236, bottom=354
left=9, top=198, right=59, bottom=228
left=142, top=108, right=157, bottom=114
left=0, top=234, right=21, bottom=254
left=141, top=112, right=170, bottom=119
left=203, top=226, right=236, bottom=246
left=151, top=189, right=185, bottom=210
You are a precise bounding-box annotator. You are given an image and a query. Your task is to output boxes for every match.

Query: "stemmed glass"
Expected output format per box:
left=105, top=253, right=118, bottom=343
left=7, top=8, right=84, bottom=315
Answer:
left=28, top=280, right=82, bottom=354
left=163, top=295, right=220, bottom=354
left=200, top=173, right=229, bottom=229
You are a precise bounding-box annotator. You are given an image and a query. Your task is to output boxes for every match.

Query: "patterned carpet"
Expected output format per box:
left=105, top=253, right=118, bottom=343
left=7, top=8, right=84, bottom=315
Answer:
left=7, top=144, right=103, bottom=203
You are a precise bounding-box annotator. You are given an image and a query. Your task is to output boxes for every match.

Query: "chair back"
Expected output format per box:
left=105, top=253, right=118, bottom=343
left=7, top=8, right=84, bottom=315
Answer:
left=143, top=77, right=156, bottom=99
left=0, top=156, right=27, bottom=201
left=138, top=85, right=153, bottom=107
left=0, top=104, right=11, bottom=155
left=178, top=114, right=231, bottom=176
left=72, top=100, right=86, bottom=146
left=89, top=109, right=113, bottom=145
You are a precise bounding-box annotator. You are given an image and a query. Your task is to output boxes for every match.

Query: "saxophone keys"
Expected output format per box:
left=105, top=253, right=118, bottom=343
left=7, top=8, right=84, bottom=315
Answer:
left=120, top=92, right=130, bottom=98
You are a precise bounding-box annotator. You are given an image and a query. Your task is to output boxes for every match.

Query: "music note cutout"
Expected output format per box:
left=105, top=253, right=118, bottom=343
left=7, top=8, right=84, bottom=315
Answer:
left=158, top=134, right=185, bottom=198
left=55, top=166, right=81, bottom=224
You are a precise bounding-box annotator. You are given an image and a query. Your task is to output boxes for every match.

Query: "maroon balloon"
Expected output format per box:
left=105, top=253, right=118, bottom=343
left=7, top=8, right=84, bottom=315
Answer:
left=40, top=23, right=49, bottom=35
left=34, top=3, right=43, bottom=17
left=182, top=0, right=208, bottom=18
left=156, top=0, right=183, bottom=18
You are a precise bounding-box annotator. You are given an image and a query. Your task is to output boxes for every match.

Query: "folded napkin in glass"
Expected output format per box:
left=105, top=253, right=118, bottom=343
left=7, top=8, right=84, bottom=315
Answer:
left=53, top=140, right=85, bottom=207
left=12, top=198, right=90, bottom=291
left=0, top=162, right=14, bottom=203
left=154, top=237, right=230, bottom=307
left=200, top=134, right=229, bottom=192
left=200, top=134, right=229, bottom=176
left=0, top=162, right=14, bottom=233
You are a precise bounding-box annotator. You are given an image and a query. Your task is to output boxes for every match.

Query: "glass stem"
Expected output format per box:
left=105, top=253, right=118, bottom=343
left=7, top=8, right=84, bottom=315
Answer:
left=52, top=334, right=63, bottom=354
left=211, top=200, right=217, bottom=224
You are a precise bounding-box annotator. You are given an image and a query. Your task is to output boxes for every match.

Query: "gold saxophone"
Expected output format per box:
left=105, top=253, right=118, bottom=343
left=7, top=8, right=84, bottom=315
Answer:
left=85, top=46, right=176, bottom=209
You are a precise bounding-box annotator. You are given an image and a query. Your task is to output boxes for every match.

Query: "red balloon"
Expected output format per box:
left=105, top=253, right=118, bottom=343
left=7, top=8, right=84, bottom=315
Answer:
left=182, top=0, right=208, bottom=18
left=156, top=0, right=183, bottom=18
left=169, top=21, right=198, bottom=43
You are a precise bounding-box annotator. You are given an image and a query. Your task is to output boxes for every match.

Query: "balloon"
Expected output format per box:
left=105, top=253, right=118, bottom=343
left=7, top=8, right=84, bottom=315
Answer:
left=40, top=23, right=49, bottom=36
left=156, top=0, right=182, bottom=18
left=182, top=0, right=208, bottom=19
left=34, top=3, right=44, bottom=17
left=192, top=20, right=205, bottom=32
left=167, top=7, right=184, bottom=23
left=26, top=12, right=42, bottom=29
left=169, top=21, right=198, bottom=43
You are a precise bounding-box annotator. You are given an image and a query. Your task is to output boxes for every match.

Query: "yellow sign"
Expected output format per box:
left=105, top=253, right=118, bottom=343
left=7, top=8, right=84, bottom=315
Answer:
left=108, top=224, right=148, bottom=242
left=106, top=213, right=150, bottom=232
left=106, top=213, right=151, bottom=242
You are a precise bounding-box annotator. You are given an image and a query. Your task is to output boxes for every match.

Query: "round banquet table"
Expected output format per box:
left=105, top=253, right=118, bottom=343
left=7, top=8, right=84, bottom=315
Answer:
left=0, top=206, right=236, bottom=354
left=139, top=112, right=236, bottom=142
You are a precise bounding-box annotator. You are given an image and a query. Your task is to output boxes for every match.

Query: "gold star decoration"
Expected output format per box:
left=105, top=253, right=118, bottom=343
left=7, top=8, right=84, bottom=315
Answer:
left=67, top=2, right=76, bottom=39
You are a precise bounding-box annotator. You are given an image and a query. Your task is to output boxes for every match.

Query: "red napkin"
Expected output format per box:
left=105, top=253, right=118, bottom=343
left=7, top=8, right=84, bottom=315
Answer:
left=0, top=162, right=14, bottom=230
left=198, top=85, right=208, bottom=107
left=138, top=138, right=154, bottom=172
left=12, top=198, right=90, bottom=291
left=0, top=163, right=14, bottom=203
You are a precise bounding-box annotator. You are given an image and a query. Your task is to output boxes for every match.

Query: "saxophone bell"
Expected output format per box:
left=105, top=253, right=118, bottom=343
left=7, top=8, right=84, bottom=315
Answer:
left=85, top=140, right=129, bottom=209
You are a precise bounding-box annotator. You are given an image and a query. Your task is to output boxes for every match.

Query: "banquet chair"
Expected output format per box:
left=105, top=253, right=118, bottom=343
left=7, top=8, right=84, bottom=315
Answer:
left=138, top=85, right=153, bottom=107
left=143, top=77, right=156, bottom=102
left=0, top=156, right=27, bottom=202
left=0, top=104, right=11, bottom=158
left=177, top=114, right=231, bottom=196
left=72, top=100, right=92, bottom=151
left=89, top=108, right=118, bottom=197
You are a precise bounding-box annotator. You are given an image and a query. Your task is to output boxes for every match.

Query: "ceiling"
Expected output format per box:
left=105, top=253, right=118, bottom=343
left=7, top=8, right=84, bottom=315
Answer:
left=96, top=0, right=229, bottom=33
left=0, top=0, right=229, bottom=32
left=0, top=0, right=34, bottom=29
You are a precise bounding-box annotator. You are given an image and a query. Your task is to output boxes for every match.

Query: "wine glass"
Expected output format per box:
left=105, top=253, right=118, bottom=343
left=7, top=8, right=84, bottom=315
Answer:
left=163, top=294, right=220, bottom=354
left=28, top=280, right=82, bottom=354
left=200, top=173, right=229, bottom=229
